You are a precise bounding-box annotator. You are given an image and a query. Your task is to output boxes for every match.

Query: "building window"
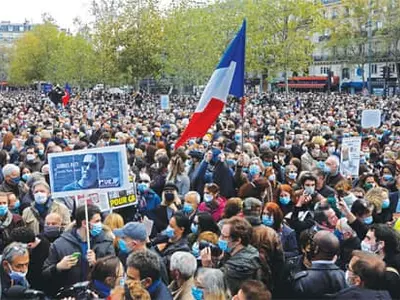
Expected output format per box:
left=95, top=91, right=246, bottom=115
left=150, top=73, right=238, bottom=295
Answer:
left=8, top=26, right=12, bottom=32
left=371, top=64, right=377, bottom=74
left=342, top=68, right=350, bottom=79
left=389, top=63, right=395, bottom=73
left=321, top=67, right=329, bottom=74
left=19, top=26, right=24, bottom=32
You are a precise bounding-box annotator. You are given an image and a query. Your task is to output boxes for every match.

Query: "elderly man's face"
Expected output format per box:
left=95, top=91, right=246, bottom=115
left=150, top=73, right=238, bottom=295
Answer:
left=81, top=154, right=98, bottom=186
left=5, top=252, right=29, bottom=274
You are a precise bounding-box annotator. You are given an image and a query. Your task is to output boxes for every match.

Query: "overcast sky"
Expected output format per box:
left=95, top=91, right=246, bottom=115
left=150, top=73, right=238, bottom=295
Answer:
left=0, top=0, right=94, bottom=30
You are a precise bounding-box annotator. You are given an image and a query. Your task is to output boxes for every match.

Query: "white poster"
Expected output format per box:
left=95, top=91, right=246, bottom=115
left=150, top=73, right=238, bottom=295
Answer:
left=160, top=95, right=170, bottom=110
left=340, top=137, right=362, bottom=177
left=361, top=109, right=381, bottom=128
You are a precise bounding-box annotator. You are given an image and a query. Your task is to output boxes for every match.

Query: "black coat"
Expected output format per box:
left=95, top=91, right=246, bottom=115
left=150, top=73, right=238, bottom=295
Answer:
left=292, top=262, right=346, bottom=299
left=331, top=286, right=391, bottom=300
left=42, top=228, right=115, bottom=296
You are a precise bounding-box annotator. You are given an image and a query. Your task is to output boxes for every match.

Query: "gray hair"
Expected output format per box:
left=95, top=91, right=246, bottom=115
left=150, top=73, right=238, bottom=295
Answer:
left=170, top=252, right=197, bottom=279
left=126, top=250, right=160, bottom=281
left=2, top=242, right=28, bottom=263
left=2, top=164, right=19, bottom=177
left=27, top=172, right=45, bottom=188
left=327, top=155, right=340, bottom=167
left=195, top=268, right=227, bottom=296
left=32, top=180, right=50, bottom=192
left=185, top=191, right=201, bottom=204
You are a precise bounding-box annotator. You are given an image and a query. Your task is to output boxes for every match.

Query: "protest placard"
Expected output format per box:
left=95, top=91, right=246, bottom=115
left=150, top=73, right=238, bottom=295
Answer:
left=361, top=109, right=381, bottom=128
left=340, top=137, right=362, bottom=177
left=160, top=95, right=170, bottom=110
left=107, top=175, right=137, bottom=210
left=48, top=145, right=130, bottom=198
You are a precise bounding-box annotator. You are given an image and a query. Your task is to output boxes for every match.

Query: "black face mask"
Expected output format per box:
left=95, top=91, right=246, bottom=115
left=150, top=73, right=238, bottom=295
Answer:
left=164, top=192, right=175, bottom=202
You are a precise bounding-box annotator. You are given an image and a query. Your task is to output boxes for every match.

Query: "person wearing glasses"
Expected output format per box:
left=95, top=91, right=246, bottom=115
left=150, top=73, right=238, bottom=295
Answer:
left=1, top=242, right=30, bottom=297
left=62, top=153, right=105, bottom=191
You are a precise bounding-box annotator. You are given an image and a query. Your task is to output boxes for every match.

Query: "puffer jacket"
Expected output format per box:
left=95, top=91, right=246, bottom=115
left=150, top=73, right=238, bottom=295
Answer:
left=220, top=245, right=262, bottom=295
left=42, top=227, right=115, bottom=296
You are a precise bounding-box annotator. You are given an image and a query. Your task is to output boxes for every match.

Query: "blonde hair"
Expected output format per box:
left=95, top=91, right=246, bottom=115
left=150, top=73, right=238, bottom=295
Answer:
left=104, top=213, right=124, bottom=248
left=198, top=231, right=219, bottom=245
left=365, top=187, right=389, bottom=211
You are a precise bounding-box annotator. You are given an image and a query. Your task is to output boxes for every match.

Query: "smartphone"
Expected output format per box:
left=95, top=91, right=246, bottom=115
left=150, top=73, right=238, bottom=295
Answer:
left=71, top=252, right=81, bottom=259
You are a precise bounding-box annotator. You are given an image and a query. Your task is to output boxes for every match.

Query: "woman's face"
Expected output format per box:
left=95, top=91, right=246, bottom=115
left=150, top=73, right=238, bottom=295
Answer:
left=280, top=191, right=291, bottom=198
left=170, top=217, right=184, bottom=239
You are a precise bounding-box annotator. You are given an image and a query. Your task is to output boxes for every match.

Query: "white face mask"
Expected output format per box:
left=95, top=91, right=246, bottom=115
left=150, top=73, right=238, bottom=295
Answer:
left=34, top=192, right=48, bottom=205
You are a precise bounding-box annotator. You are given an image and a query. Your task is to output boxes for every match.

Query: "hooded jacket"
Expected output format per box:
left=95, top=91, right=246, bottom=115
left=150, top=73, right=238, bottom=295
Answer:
left=220, top=245, right=262, bottom=295
left=42, top=227, right=115, bottom=296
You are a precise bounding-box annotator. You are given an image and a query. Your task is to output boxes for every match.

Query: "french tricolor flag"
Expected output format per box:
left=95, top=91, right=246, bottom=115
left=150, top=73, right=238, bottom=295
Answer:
left=175, top=20, right=246, bottom=149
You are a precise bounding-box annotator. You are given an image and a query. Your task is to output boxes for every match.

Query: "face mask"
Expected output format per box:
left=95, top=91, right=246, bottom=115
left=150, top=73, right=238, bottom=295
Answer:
left=22, top=174, right=31, bottom=182
left=118, top=239, right=131, bottom=254
left=90, top=222, right=103, bottom=237
left=226, top=159, right=236, bottom=167
left=164, top=226, right=175, bottom=238
left=203, top=193, right=213, bottom=203
left=44, top=225, right=61, bottom=239
left=0, top=204, right=8, bottom=216
left=363, top=216, right=373, bottom=225
left=8, top=263, right=27, bottom=283
left=361, top=240, right=379, bottom=253
left=268, top=174, right=276, bottom=182
left=345, top=270, right=355, bottom=287
left=218, top=239, right=231, bottom=253
left=164, top=192, right=175, bottom=202
left=263, top=161, right=273, bottom=167
left=191, top=286, right=204, bottom=300
left=328, top=146, right=336, bottom=154
left=262, top=215, right=274, bottom=227
left=382, top=198, right=390, bottom=209
left=288, top=173, right=297, bottom=180
left=191, top=223, right=198, bottom=234
left=127, top=143, right=135, bottom=151
left=343, top=194, right=356, bottom=207
left=143, top=137, right=150, bottom=143
left=137, top=183, right=149, bottom=193
left=249, top=164, right=260, bottom=177
left=38, top=149, right=44, bottom=156
left=12, top=200, right=20, bottom=210
left=10, top=177, right=20, bottom=185
left=323, top=165, right=332, bottom=174
left=34, top=192, right=48, bottom=205
left=234, top=134, right=241, bottom=143
left=26, top=154, right=35, bottom=161
left=383, top=174, right=393, bottom=181
left=192, top=243, right=200, bottom=257
left=364, top=183, right=374, bottom=191
left=182, top=203, right=194, bottom=214
left=304, top=186, right=315, bottom=195
left=279, top=196, right=291, bottom=205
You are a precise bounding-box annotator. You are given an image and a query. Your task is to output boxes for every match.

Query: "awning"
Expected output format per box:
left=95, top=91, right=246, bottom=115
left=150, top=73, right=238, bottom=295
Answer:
left=341, top=81, right=363, bottom=89
left=0, top=81, right=7, bottom=86
left=277, top=83, right=326, bottom=89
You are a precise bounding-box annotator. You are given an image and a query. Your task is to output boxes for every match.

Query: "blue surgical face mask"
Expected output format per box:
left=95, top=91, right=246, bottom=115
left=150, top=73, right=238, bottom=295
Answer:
left=137, top=183, right=149, bottom=193
left=218, top=239, right=231, bottom=253
left=38, top=149, right=44, bottom=156
left=363, top=216, right=373, bottom=225
left=263, top=161, right=273, bottom=167
left=234, top=134, right=241, bottom=143
left=191, top=286, right=204, bottom=300
left=279, top=196, right=291, bottom=205
left=288, top=173, right=297, bottom=180
left=12, top=200, right=20, bottom=210
left=90, top=222, right=103, bottom=237
left=191, top=223, right=198, bottom=234
left=182, top=203, right=194, bottom=214
left=226, top=159, right=236, bottom=167
left=164, top=226, right=175, bottom=238
left=262, top=215, right=274, bottom=227
left=323, top=165, right=331, bottom=174
left=382, top=198, right=390, bottom=209
left=383, top=174, right=393, bottom=181
left=249, top=164, right=260, bottom=177
left=118, top=239, right=131, bottom=254
left=0, top=205, right=8, bottom=216
left=8, top=263, right=27, bottom=283
left=192, top=243, right=200, bottom=257
left=22, top=174, right=31, bottom=182
left=10, top=177, right=20, bottom=185
left=203, top=193, right=213, bottom=203
left=268, top=174, right=276, bottom=182
left=127, top=143, right=135, bottom=151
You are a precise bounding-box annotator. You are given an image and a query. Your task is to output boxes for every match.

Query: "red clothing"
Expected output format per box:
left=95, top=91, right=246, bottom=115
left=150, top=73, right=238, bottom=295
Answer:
left=198, top=197, right=226, bottom=222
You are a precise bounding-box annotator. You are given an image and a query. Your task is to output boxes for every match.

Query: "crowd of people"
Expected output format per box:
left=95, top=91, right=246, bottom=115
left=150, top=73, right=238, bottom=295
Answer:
left=0, top=89, right=399, bottom=299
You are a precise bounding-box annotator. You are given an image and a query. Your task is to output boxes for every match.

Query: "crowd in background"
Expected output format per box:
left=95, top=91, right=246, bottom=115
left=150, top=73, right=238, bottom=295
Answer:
left=0, top=90, right=399, bottom=299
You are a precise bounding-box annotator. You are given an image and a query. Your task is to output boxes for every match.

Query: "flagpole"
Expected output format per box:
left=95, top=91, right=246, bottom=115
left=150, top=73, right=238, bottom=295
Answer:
left=241, top=97, right=244, bottom=151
